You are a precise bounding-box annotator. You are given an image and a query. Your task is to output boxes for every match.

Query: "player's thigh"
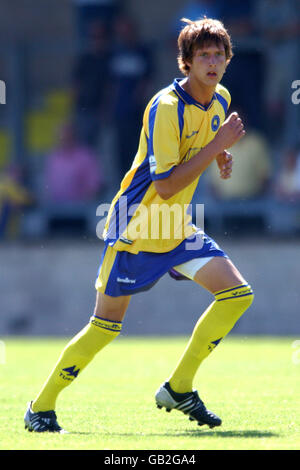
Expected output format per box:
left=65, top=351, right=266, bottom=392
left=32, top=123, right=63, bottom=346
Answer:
left=193, top=256, right=247, bottom=294
left=93, top=291, right=131, bottom=322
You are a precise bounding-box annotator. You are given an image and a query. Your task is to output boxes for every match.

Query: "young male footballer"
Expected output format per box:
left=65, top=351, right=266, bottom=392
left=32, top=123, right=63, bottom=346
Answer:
left=25, top=17, right=254, bottom=433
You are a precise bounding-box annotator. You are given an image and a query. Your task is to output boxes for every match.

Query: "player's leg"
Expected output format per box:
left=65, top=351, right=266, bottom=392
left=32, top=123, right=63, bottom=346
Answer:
left=167, top=256, right=253, bottom=393
left=193, top=256, right=248, bottom=292
left=93, top=290, right=131, bottom=321
left=29, top=292, right=130, bottom=417
left=155, top=256, right=253, bottom=427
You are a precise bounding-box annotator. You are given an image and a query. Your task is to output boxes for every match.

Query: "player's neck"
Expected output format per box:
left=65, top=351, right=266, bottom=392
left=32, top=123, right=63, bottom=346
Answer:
left=181, top=76, right=215, bottom=106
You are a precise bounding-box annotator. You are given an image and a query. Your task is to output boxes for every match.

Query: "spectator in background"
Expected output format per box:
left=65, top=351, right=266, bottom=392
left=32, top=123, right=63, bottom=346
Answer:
left=253, top=0, right=300, bottom=142
left=72, top=20, right=111, bottom=149
left=275, top=145, right=300, bottom=202
left=73, top=0, right=121, bottom=44
left=109, top=14, right=154, bottom=179
left=0, top=165, right=32, bottom=238
left=219, top=0, right=254, bottom=38
left=44, top=123, right=103, bottom=203
left=208, top=110, right=272, bottom=200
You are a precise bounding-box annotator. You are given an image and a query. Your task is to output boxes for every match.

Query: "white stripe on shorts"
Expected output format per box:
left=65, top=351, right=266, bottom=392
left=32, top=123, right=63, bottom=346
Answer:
left=172, top=257, right=213, bottom=280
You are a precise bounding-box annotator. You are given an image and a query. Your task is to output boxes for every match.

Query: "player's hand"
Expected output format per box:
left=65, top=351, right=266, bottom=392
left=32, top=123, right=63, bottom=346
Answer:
left=214, top=112, right=245, bottom=151
left=216, top=150, right=233, bottom=179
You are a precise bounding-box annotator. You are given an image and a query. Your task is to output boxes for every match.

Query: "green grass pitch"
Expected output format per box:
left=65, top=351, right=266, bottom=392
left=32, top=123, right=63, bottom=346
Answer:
left=0, top=336, right=299, bottom=450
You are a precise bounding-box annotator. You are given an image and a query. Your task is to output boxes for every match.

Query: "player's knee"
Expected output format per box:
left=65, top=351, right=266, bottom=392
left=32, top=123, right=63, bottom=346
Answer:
left=234, top=285, right=254, bottom=315
left=247, top=288, right=254, bottom=305
left=241, top=289, right=254, bottom=311
left=215, top=283, right=254, bottom=315
left=93, top=292, right=129, bottom=322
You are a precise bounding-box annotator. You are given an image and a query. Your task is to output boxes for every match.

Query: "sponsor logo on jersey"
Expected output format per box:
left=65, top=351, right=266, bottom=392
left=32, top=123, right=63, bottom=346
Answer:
left=186, top=130, right=199, bottom=139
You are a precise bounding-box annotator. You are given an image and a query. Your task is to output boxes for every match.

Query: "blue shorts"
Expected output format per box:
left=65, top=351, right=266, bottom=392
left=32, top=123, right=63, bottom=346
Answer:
left=95, top=230, right=227, bottom=297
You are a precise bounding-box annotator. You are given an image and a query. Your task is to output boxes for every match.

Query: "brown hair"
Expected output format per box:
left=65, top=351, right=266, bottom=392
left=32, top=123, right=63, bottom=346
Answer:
left=177, top=17, right=233, bottom=76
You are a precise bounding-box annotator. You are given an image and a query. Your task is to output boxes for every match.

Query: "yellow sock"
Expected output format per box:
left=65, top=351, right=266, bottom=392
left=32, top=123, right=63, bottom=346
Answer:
left=169, top=284, right=254, bottom=393
left=32, top=316, right=122, bottom=412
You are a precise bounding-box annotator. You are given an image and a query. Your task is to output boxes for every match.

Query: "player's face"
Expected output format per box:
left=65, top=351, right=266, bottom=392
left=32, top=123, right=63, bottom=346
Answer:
left=187, top=43, right=228, bottom=87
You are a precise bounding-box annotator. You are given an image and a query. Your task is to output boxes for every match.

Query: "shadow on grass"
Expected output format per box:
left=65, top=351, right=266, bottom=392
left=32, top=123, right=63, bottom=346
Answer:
left=101, top=429, right=279, bottom=439
left=182, top=429, right=279, bottom=438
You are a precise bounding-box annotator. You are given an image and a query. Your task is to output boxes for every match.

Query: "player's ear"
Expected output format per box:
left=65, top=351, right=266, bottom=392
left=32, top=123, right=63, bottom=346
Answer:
left=185, top=51, right=194, bottom=70
left=184, top=59, right=192, bottom=73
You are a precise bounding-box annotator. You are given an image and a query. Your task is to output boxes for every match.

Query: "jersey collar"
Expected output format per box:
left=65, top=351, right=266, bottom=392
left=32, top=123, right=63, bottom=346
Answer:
left=172, top=78, right=216, bottom=111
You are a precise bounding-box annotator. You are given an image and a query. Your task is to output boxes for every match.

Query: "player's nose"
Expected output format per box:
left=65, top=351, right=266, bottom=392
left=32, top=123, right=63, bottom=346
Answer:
left=209, top=55, right=217, bottom=66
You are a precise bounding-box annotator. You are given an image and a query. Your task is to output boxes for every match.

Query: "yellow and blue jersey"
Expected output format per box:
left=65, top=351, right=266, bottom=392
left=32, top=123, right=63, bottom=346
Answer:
left=103, top=78, right=231, bottom=254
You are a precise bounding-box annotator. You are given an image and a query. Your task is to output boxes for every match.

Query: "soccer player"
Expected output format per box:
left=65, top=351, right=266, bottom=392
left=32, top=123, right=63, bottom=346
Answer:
left=24, top=17, right=254, bottom=433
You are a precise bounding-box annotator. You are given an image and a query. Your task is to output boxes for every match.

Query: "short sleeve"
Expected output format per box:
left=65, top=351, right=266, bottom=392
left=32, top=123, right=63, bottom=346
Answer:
left=215, top=84, right=231, bottom=116
left=146, top=95, right=181, bottom=180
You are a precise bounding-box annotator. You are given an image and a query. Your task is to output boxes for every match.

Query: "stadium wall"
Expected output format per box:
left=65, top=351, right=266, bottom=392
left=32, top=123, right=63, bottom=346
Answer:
left=1, top=239, right=299, bottom=337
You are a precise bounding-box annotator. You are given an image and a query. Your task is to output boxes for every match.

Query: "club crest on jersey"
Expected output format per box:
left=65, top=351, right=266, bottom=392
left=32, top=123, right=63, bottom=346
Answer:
left=211, top=115, right=220, bottom=132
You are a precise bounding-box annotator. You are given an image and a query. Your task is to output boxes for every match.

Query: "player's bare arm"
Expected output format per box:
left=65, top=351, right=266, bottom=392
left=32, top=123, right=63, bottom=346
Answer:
left=154, top=111, right=245, bottom=199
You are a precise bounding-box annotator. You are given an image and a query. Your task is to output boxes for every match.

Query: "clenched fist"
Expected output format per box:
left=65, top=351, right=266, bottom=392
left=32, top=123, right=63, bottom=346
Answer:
left=216, top=150, right=233, bottom=179
left=214, top=112, right=245, bottom=152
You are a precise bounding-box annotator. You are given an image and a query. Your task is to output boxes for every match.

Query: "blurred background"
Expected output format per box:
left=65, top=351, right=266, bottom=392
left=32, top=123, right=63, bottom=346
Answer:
left=0, top=0, right=300, bottom=337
